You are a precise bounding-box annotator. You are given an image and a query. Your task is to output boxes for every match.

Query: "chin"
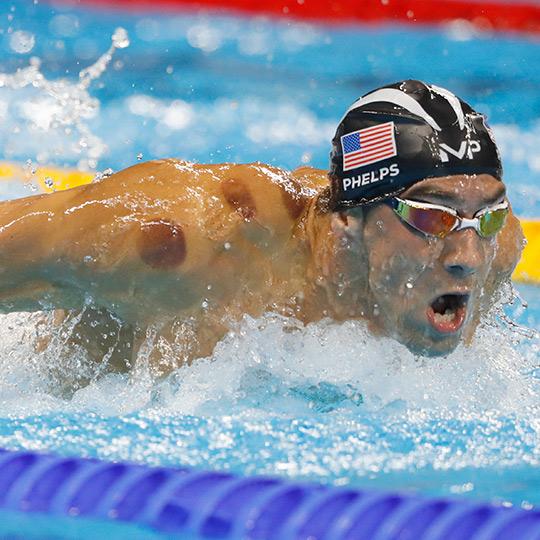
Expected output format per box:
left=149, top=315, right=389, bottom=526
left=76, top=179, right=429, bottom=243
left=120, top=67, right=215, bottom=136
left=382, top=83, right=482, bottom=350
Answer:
left=398, top=330, right=463, bottom=358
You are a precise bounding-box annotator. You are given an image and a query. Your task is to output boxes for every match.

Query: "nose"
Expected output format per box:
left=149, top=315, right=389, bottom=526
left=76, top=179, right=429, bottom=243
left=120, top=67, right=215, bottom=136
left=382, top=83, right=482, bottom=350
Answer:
left=442, top=228, right=484, bottom=278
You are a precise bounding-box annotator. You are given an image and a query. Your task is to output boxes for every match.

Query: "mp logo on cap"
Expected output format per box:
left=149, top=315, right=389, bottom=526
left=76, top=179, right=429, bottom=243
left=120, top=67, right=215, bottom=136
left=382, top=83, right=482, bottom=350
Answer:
left=439, top=140, right=481, bottom=162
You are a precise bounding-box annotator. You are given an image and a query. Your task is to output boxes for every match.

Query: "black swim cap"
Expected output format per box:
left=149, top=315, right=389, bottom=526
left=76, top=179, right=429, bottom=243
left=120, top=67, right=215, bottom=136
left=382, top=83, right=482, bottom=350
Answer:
left=329, top=80, right=503, bottom=208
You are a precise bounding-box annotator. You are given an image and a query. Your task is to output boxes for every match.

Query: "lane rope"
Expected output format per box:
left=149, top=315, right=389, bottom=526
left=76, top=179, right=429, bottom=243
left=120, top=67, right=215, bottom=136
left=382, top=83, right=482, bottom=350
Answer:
left=0, top=447, right=539, bottom=539
left=54, top=0, right=540, bottom=34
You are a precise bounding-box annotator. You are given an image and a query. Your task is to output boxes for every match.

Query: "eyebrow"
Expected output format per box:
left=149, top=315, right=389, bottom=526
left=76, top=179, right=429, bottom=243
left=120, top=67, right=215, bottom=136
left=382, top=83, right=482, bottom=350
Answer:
left=404, top=183, right=507, bottom=206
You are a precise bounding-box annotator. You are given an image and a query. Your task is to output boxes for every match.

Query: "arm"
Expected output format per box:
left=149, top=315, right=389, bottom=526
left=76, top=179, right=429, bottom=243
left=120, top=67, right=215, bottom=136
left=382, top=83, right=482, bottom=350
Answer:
left=0, top=160, right=212, bottom=325
left=0, top=179, right=137, bottom=318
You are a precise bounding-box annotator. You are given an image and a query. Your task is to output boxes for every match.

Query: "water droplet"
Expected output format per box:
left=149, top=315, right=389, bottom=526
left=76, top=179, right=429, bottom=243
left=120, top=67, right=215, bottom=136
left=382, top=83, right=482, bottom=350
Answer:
left=44, top=177, right=54, bottom=189
left=137, top=153, right=143, bottom=161
left=112, top=27, right=130, bottom=49
left=10, top=30, right=35, bottom=54
left=224, top=242, right=231, bottom=250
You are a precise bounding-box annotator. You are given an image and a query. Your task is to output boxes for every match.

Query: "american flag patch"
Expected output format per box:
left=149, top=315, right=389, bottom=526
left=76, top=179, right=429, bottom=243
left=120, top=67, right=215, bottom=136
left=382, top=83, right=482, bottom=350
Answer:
left=341, top=122, right=397, bottom=171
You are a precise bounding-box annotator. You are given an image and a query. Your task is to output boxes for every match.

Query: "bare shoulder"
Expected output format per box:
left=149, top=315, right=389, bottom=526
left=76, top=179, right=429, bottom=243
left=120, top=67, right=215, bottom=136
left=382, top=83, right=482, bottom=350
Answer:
left=87, top=158, right=320, bottom=196
left=292, top=165, right=331, bottom=190
left=87, top=159, right=324, bottom=227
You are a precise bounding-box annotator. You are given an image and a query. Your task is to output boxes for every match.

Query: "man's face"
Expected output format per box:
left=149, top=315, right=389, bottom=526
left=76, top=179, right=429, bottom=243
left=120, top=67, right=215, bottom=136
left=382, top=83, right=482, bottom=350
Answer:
left=361, top=174, right=506, bottom=356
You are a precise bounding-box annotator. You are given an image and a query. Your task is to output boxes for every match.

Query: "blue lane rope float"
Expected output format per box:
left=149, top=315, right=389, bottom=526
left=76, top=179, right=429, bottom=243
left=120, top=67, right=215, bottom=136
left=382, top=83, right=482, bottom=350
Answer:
left=1, top=448, right=540, bottom=539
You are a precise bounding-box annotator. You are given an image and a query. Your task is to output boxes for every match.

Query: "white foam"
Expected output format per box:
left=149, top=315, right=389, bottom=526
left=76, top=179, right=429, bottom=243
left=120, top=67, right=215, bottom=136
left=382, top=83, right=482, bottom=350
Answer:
left=0, top=293, right=539, bottom=502
left=0, top=287, right=537, bottom=420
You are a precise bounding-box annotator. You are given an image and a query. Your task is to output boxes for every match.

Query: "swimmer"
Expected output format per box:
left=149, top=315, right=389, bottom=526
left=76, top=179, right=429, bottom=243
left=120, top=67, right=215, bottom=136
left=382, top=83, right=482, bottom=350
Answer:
left=0, top=80, right=524, bottom=372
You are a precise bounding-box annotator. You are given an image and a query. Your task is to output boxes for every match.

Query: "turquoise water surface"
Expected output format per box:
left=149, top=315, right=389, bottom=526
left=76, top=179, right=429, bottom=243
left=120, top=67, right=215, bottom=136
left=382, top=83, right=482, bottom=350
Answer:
left=1, top=0, right=540, bottom=528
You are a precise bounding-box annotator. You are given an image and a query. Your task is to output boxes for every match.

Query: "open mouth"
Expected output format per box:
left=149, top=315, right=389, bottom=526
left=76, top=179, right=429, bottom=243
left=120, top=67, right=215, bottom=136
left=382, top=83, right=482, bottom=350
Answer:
left=427, top=293, right=470, bottom=335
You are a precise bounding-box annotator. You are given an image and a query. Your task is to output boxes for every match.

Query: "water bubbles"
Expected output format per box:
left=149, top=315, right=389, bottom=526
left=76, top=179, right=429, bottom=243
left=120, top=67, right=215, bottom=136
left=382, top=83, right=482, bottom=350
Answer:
left=9, top=30, right=35, bottom=54
left=445, top=19, right=482, bottom=41
left=112, top=27, right=130, bottom=49
left=187, top=24, right=222, bottom=52
left=92, top=168, right=114, bottom=182
left=23, top=182, right=37, bottom=192
left=49, top=14, right=79, bottom=38
left=79, top=27, right=130, bottom=88
left=127, top=95, right=194, bottom=131
left=135, top=18, right=161, bottom=42
left=0, top=27, right=130, bottom=171
left=245, top=103, right=333, bottom=146
left=237, top=28, right=271, bottom=56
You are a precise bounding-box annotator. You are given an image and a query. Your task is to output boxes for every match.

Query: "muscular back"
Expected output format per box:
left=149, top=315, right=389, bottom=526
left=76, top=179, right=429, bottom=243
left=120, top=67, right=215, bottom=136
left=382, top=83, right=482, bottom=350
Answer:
left=0, top=160, right=329, bottom=329
left=0, top=160, right=522, bottom=372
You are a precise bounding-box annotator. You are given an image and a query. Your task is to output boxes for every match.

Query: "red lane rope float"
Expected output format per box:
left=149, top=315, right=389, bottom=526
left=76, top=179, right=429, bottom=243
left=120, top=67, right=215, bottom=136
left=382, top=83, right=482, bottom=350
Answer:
left=59, top=0, right=540, bottom=33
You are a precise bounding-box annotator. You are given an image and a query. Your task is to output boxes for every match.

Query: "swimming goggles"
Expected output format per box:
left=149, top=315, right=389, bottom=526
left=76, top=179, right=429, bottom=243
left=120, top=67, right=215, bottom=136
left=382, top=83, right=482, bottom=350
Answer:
left=387, top=197, right=509, bottom=238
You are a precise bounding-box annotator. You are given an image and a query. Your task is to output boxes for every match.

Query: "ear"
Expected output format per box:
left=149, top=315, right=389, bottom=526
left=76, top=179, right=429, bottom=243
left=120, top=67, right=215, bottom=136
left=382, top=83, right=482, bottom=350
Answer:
left=330, top=208, right=364, bottom=240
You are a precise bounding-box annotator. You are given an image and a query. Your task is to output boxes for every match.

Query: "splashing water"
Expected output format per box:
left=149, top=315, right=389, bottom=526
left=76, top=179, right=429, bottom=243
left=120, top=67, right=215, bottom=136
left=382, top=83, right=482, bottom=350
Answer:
left=1, top=286, right=540, bottom=503
left=0, top=6, right=540, bottom=507
left=0, top=27, right=129, bottom=171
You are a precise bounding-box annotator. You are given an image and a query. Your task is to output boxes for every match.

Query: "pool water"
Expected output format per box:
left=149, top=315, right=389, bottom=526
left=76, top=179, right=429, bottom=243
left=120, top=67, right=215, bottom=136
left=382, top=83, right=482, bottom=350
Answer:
left=1, top=0, right=540, bottom=521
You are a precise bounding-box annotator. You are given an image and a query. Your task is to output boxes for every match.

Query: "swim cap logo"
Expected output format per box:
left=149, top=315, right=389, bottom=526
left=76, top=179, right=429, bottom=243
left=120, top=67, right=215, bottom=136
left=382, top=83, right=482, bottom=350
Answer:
left=439, top=140, right=481, bottom=162
left=332, top=80, right=503, bottom=207
left=341, top=122, right=397, bottom=171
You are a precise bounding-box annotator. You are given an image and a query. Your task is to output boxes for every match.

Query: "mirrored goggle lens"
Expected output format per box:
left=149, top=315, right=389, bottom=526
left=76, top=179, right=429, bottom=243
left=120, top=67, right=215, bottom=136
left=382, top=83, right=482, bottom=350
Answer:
left=478, top=207, right=508, bottom=237
left=396, top=201, right=457, bottom=237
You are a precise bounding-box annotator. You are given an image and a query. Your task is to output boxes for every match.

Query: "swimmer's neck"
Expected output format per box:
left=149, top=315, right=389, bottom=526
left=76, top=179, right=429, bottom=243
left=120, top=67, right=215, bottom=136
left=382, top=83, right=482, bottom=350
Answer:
left=299, top=194, right=370, bottom=323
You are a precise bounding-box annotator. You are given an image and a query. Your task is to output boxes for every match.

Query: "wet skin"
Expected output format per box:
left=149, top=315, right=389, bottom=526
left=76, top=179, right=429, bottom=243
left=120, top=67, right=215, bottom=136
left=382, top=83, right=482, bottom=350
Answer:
left=0, top=161, right=524, bottom=370
left=359, top=174, right=511, bottom=356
